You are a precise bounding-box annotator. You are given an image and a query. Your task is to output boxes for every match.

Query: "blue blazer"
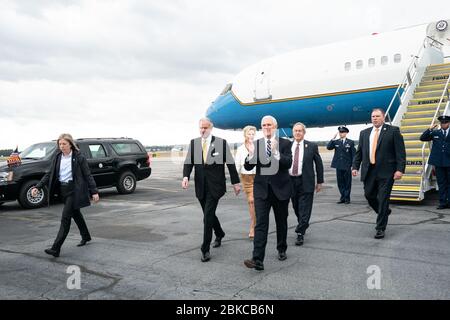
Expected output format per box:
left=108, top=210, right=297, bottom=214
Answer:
left=327, top=138, right=355, bottom=170
left=420, top=129, right=450, bottom=167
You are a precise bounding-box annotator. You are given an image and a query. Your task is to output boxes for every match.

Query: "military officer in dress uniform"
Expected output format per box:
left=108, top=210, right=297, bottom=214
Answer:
left=420, top=115, right=450, bottom=209
left=327, top=126, right=356, bottom=204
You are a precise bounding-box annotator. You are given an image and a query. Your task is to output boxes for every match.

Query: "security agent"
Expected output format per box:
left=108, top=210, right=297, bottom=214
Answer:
left=327, top=126, right=356, bottom=204
left=420, top=115, right=450, bottom=209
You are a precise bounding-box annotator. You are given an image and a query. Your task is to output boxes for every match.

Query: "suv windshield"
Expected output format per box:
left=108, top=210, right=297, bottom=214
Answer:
left=20, top=142, right=56, bottom=159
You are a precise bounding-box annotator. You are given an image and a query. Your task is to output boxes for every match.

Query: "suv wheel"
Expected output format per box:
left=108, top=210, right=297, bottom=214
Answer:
left=18, top=180, right=47, bottom=209
left=117, top=171, right=136, bottom=194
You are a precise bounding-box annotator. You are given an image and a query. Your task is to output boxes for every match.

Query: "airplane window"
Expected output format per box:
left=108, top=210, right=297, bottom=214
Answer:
left=344, top=62, right=351, bottom=71
left=369, top=58, right=375, bottom=67
left=356, top=60, right=363, bottom=69
left=381, top=56, right=388, bottom=65
left=394, top=54, right=401, bottom=63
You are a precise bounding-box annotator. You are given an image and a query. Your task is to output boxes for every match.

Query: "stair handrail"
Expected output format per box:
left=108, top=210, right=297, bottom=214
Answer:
left=421, top=75, right=450, bottom=191
left=429, top=75, right=450, bottom=128
left=385, top=36, right=442, bottom=124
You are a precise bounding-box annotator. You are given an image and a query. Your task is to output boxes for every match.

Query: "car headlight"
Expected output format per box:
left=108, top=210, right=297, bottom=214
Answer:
left=0, top=171, right=13, bottom=183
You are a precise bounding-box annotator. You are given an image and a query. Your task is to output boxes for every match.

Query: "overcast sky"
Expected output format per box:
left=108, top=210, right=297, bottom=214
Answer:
left=1, top=0, right=450, bottom=149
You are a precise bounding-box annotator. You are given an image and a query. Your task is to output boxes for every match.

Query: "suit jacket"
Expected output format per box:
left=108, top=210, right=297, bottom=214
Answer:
left=327, top=138, right=355, bottom=170
left=420, top=128, right=450, bottom=167
left=353, top=124, right=406, bottom=181
left=36, top=150, right=98, bottom=209
left=244, top=137, right=292, bottom=200
left=296, top=140, right=324, bottom=193
left=183, top=136, right=240, bottom=200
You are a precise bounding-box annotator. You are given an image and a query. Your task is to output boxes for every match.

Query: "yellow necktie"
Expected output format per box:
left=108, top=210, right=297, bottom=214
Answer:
left=202, top=140, right=207, bottom=162
left=371, top=128, right=379, bottom=164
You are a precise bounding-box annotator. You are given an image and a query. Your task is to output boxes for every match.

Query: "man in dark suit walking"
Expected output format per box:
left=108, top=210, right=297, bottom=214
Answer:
left=420, top=115, right=450, bottom=209
left=290, top=122, right=324, bottom=246
left=243, top=115, right=292, bottom=271
left=182, top=118, right=241, bottom=262
left=327, top=126, right=355, bottom=204
left=352, top=108, right=406, bottom=239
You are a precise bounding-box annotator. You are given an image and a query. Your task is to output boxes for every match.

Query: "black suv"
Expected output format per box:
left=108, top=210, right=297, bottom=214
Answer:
left=0, top=138, right=151, bottom=209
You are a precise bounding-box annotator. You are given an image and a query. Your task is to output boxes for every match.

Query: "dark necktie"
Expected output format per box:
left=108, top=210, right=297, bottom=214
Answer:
left=292, top=143, right=300, bottom=176
left=443, top=130, right=447, bottom=139
left=266, top=139, right=272, bottom=157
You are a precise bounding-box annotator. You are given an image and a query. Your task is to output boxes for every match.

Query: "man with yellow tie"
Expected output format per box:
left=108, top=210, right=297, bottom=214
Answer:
left=182, top=118, right=241, bottom=262
left=352, top=109, right=406, bottom=239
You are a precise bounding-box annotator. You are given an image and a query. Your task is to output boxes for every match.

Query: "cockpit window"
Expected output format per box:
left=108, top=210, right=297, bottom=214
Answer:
left=220, top=83, right=233, bottom=95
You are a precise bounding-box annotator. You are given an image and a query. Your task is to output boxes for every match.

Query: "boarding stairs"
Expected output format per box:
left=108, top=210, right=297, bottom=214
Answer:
left=389, top=59, right=450, bottom=201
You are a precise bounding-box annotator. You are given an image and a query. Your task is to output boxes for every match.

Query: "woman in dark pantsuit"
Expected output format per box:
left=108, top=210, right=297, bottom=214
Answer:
left=32, top=133, right=99, bottom=257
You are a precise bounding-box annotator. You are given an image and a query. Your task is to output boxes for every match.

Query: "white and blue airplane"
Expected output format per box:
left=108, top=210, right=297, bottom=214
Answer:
left=206, top=20, right=450, bottom=133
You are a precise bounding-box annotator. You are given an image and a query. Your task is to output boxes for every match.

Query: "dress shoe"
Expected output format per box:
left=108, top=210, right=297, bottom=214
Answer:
left=374, top=230, right=385, bottom=239
left=201, top=252, right=211, bottom=262
left=44, top=248, right=60, bottom=257
left=337, top=200, right=345, bottom=204
left=244, top=259, right=264, bottom=271
left=436, top=204, right=447, bottom=210
left=77, top=238, right=91, bottom=247
left=345, top=200, right=350, bottom=204
left=295, top=234, right=304, bottom=246
left=213, top=235, right=224, bottom=248
left=278, top=251, right=287, bottom=261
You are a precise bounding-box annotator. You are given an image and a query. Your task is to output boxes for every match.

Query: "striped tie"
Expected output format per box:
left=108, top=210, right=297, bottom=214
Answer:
left=266, top=139, right=272, bottom=157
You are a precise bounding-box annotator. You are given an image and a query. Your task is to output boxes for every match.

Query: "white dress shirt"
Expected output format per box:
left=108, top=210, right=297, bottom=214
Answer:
left=59, top=151, right=73, bottom=183
left=235, top=144, right=256, bottom=174
left=201, top=135, right=212, bottom=159
left=289, top=139, right=304, bottom=176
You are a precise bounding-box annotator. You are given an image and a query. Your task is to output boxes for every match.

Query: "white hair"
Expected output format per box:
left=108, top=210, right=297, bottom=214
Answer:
left=292, top=122, right=306, bottom=132
left=261, top=115, right=278, bottom=127
left=199, top=117, right=213, bottom=127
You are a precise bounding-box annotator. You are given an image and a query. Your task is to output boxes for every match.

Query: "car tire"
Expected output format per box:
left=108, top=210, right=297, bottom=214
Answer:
left=18, top=180, right=48, bottom=209
left=116, top=171, right=137, bottom=194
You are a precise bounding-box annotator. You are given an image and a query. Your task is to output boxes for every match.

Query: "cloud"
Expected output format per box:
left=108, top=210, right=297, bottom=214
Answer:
left=1, top=0, right=450, bottom=149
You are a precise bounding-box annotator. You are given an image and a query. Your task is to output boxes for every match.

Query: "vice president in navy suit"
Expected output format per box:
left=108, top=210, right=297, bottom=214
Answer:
left=420, top=115, right=450, bottom=209
left=327, top=126, right=356, bottom=204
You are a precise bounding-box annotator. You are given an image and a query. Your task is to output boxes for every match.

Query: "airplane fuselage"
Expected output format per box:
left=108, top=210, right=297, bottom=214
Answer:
left=207, top=24, right=434, bottom=129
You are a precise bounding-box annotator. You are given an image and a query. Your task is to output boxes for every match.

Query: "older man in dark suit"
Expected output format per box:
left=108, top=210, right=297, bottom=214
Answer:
left=182, top=118, right=240, bottom=262
left=352, top=108, right=406, bottom=239
left=290, top=122, right=324, bottom=246
left=243, top=115, right=292, bottom=271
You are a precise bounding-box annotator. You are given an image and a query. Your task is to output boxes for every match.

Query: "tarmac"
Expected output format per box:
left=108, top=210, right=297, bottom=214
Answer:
left=0, top=153, right=449, bottom=300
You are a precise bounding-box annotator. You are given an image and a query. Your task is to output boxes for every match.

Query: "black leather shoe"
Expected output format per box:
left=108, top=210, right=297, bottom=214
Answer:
left=77, top=239, right=91, bottom=247
left=201, top=252, right=211, bottom=262
left=44, top=248, right=60, bottom=257
left=436, top=205, right=447, bottom=210
left=278, top=252, right=287, bottom=261
left=345, top=200, right=350, bottom=204
left=337, top=200, right=345, bottom=204
left=244, top=259, right=264, bottom=271
left=213, top=235, right=224, bottom=248
left=295, top=234, right=304, bottom=246
left=374, top=230, right=385, bottom=239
